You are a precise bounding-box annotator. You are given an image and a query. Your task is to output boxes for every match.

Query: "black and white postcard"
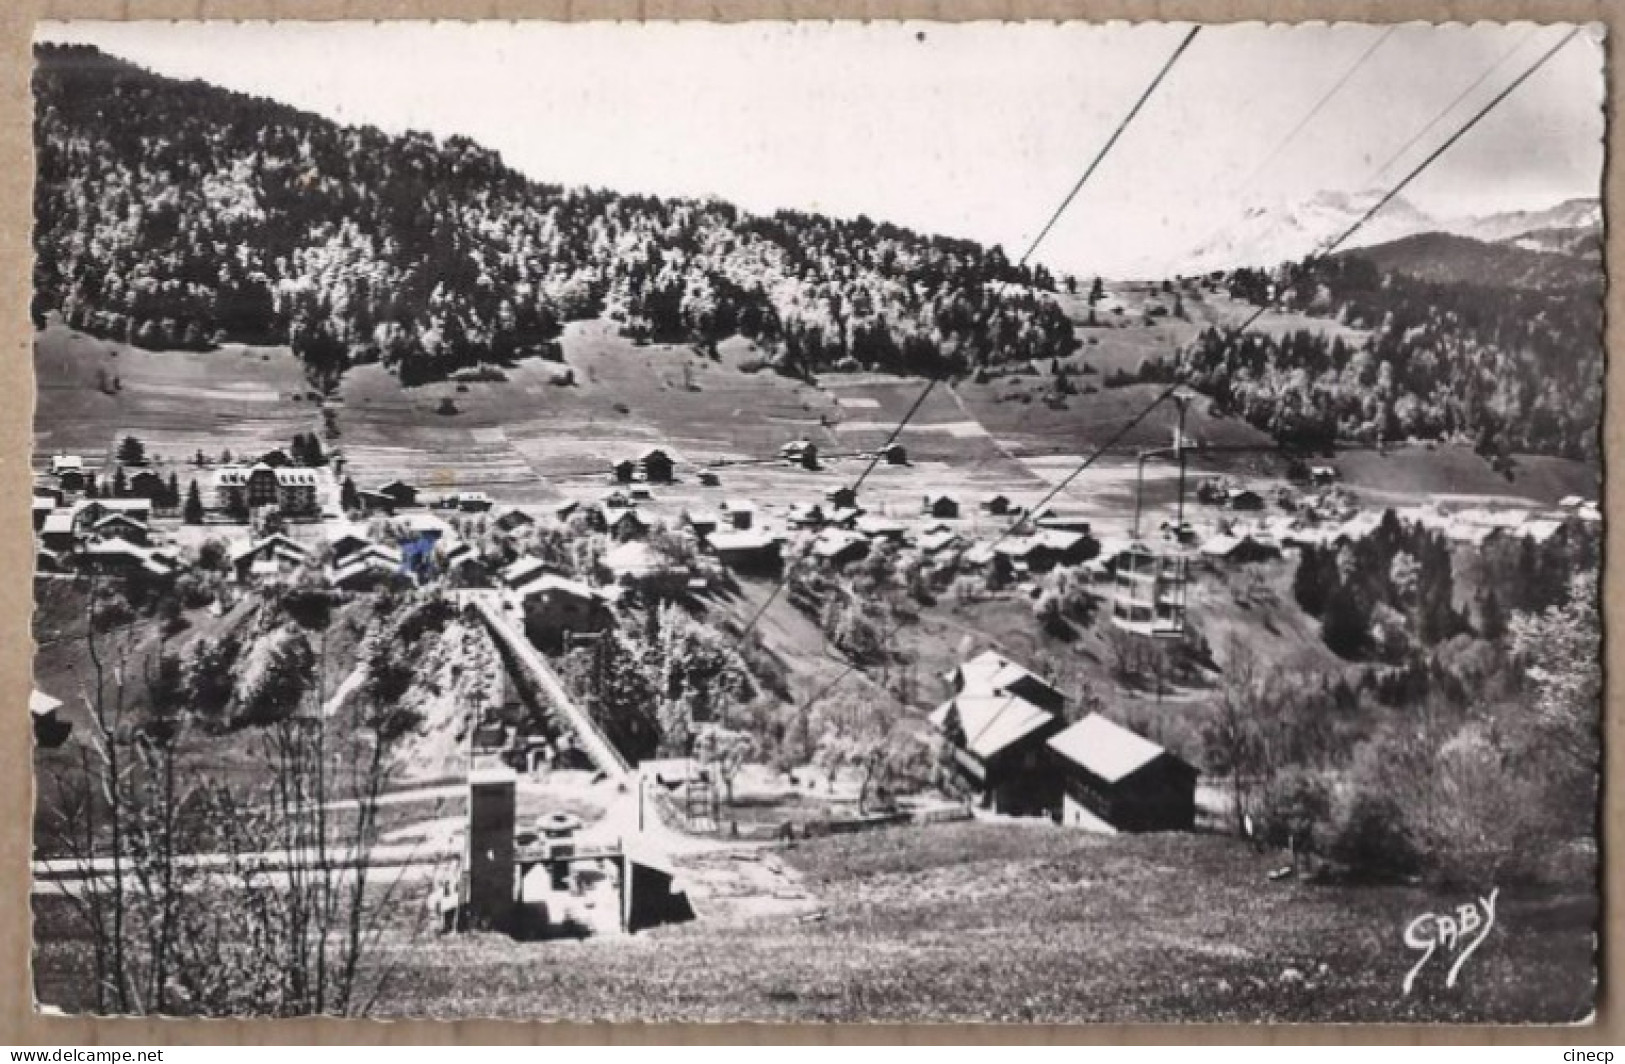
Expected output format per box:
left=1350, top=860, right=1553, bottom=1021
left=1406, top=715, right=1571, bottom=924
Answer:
left=25, top=20, right=1606, bottom=1024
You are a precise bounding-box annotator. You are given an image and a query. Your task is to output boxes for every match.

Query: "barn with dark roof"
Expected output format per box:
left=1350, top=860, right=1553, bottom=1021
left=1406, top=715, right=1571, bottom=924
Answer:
left=1045, top=714, right=1197, bottom=833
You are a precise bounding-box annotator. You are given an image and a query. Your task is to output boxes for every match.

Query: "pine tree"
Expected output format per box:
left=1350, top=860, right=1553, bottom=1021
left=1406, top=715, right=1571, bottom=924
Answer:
left=183, top=479, right=205, bottom=524
left=1292, top=546, right=1332, bottom=615
left=116, top=435, right=146, bottom=465
left=112, top=465, right=127, bottom=497
left=1322, top=587, right=1369, bottom=659
left=1416, top=536, right=1459, bottom=645
left=1477, top=586, right=1507, bottom=642
left=340, top=476, right=359, bottom=512
left=165, top=471, right=180, bottom=509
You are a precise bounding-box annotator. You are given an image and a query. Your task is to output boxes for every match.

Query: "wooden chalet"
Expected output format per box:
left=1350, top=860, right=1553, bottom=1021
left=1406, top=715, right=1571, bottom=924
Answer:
left=230, top=534, right=310, bottom=583
left=855, top=515, right=907, bottom=542
left=379, top=479, right=420, bottom=508
left=49, top=455, right=90, bottom=493
left=929, top=692, right=1063, bottom=816
left=824, top=486, right=859, bottom=510
left=515, top=574, right=614, bottom=649
left=91, top=512, right=150, bottom=546
left=502, top=555, right=566, bottom=591
left=781, top=439, right=818, bottom=469
left=1198, top=533, right=1280, bottom=565
left=601, top=542, right=690, bottom=598
left=329, top=547, right=405, bottom=591
left=357, top=489, right=398, bottom=515
left=78, top=541, right=179, bottom=581
left=994, top=530, right=1092, bottom=575
left=603, top=506, right=649, bottom=540
left=638, top=448, right=675, bottom=484
left=944, top=649, right=1066, bottom=714
left=1045, top=714, right=1197, bottom=833
left=708, top=530, right=783, bottom=573
left=327, top=527, right=374, bottom=565
left=40, top=513, right=77, bottom=553
left=811, top=529, right=869, bottom=566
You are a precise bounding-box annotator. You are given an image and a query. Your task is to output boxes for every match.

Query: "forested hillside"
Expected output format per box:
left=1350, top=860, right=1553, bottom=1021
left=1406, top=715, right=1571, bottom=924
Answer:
left=1327, top=231, right=1597, bottom=290
left=32, top=44, right=1076, bottom=387
left=1133, top=241, right=1603, bottom=460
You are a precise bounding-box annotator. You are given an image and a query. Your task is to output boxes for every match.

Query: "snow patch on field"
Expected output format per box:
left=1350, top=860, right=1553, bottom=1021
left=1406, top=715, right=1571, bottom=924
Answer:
left=837, top=419, right=990, bottom=438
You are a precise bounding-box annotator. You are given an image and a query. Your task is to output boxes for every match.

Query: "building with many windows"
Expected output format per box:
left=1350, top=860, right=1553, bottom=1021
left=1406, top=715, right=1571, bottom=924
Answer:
left=211, top=463, right=320, bottom=516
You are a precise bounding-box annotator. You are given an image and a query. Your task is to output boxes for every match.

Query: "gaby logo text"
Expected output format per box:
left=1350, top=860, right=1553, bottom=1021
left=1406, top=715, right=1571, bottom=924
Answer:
left=1402, top=887, right=1498, bottom=995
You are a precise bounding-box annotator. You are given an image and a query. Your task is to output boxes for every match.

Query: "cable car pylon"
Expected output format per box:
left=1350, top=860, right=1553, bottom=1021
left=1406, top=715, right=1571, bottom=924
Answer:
left=1113, top=389, right=1193, bottom=639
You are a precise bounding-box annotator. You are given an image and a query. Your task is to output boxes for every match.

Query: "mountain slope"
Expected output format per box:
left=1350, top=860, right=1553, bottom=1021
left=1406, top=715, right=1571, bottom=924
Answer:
left=1184, top=190, right=1440, bottom=273
left=1184, top=191, right=1601, bottom=274
left=1500, top=225, right=1603, bottom=262
left=32, top=44, right=1076, bottom=387
left=1333, top=231, right=1598, bottom=290
left=1445, top=197, right=1602, bottom=244
left=1160, top=235, right=1605, bottom=459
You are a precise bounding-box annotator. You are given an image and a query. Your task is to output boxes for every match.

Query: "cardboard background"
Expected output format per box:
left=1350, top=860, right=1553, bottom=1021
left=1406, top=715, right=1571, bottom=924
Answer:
left=0, top=1, right=1616, bottom=1043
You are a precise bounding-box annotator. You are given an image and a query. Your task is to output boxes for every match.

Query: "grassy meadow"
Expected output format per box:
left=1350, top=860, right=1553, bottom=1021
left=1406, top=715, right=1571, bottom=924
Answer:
left=35, top=821, right=1589, bottom=1023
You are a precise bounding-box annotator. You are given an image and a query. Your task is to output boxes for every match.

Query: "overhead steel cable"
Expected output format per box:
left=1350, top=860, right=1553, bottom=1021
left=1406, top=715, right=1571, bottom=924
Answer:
left=1360, top=26, right=1541, bottom=191
left=1325, top=25, right=1581, bottom=253
left=797, top=25, right=1582, bottom=714
left=1232, top=25, right=1399, bottom=194
left=1193, top=26, right=1543, bottom=276
left=1176, top=25, right=1398, bottom=271
left=723, top=25, right=1204, bottom=657
left=1023, top=25, right=1205, bottom=271
left=846, top=23, right=1203, bottom=499
left=1017, top=25, right=1583, bottom=546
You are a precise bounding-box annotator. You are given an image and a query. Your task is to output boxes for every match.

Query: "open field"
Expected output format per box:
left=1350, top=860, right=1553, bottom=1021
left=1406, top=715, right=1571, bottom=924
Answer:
left=1046, top=282, right=1370, bottom=378
left=34, top=821, right=1586, bottom=1022
left=35, top=315, right=1596, bottom=525
left=33, top=321, right=321, bottom=474
left=336, top=321, right=855, bottom=502
left=958, top=379, right=1279, bottom=460
left=1334, top=446, right=1600, bottom=508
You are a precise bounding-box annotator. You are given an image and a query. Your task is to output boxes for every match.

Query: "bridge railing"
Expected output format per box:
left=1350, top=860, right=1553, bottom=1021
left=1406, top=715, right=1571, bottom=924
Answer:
left=468, top=596, right=632, bottom=781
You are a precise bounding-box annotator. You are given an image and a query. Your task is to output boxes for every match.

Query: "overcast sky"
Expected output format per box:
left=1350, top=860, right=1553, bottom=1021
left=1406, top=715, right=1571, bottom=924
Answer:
left=37, top=21, right=1606, bottom=278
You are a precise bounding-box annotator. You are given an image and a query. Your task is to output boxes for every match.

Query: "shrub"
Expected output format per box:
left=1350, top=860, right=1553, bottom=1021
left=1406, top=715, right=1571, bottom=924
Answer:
left=92, top=596, right=136, bottom=632
left=1326, top=791, right=1420, bottom=881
